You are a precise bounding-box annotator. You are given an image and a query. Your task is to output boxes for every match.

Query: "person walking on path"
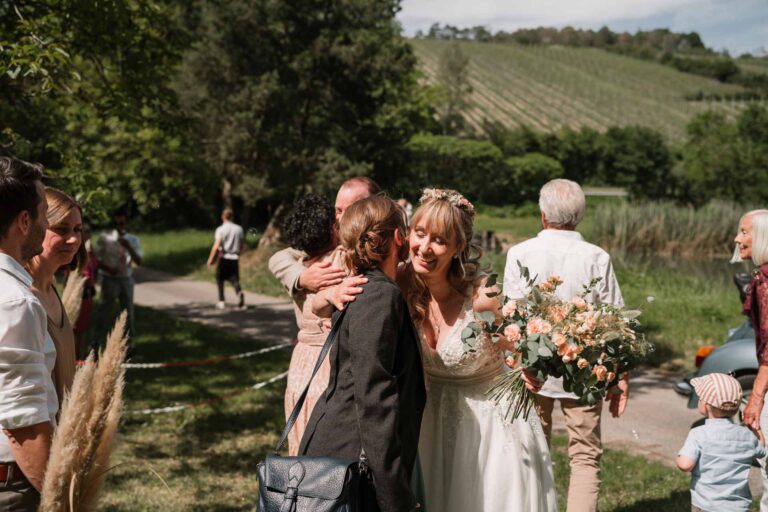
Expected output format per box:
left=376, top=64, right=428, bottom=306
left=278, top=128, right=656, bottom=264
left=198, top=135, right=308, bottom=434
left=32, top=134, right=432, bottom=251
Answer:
left=95, top=209, right=142, bottom=345
left=0, top=156, right=58, bottom=510
left=678, top=373, right=766, bottom=512
left=504, top=179, right=629, bottom=512
left=207, top=208, right=245, bottom=310
left=268, top=176, right=379, bottom=298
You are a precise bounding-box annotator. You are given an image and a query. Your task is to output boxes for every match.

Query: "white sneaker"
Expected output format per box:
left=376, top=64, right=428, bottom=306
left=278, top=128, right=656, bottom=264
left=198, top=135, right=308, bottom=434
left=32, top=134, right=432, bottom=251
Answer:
left=216, top=301, right=226, bottom=310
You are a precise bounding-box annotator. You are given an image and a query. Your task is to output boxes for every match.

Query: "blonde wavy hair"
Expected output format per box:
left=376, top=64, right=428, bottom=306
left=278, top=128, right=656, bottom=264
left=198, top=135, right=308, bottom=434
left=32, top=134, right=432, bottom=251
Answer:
left=339, top=195, right=407, bottom=272
left=406, top=188, right=484, bottom=324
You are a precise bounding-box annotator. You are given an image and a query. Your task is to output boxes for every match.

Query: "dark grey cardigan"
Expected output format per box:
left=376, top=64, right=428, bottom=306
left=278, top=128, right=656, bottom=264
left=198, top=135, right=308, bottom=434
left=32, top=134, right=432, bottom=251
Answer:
left=299, top=268, right=426, bottom=512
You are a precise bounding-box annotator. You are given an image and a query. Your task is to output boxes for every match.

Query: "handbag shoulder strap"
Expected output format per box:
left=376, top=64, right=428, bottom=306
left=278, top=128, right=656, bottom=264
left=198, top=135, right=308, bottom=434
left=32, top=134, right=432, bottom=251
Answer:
left=274, top=307, right=347, bottom=452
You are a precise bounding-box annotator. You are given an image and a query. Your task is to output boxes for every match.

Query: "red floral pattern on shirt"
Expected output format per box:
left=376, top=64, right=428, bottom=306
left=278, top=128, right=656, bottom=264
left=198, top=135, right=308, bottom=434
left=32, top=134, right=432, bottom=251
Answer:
left=744, top=264, right=768, bottom=365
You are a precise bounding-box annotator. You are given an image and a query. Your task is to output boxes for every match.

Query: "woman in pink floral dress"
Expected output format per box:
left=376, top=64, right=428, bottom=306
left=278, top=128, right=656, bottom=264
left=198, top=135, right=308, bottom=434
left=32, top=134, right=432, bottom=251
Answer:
left=281, top=194, right=346, bottom=455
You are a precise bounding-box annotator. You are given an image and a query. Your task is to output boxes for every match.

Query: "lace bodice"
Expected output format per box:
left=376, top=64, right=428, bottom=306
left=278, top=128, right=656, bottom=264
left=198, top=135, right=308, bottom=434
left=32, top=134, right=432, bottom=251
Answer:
left=418, top=291, right=503, bottom=385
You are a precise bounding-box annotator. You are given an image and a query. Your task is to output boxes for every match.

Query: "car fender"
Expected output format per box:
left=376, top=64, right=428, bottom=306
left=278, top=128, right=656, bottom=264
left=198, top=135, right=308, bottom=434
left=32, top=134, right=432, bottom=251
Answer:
left=687, top=337, right=758, bottom=408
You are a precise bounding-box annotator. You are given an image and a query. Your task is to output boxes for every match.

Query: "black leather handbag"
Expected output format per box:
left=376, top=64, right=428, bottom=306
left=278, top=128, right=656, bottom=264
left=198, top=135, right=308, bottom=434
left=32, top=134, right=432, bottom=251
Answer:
left=257, top=309, right=367, bottom=512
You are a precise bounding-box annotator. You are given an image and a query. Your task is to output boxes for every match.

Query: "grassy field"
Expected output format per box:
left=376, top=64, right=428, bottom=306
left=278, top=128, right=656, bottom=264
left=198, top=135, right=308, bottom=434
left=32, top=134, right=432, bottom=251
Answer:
left=100, top=306, right=699, bottom=510
left=411, top=39, right=755, bottom=142
left=737, top=57, right=768, bottom=76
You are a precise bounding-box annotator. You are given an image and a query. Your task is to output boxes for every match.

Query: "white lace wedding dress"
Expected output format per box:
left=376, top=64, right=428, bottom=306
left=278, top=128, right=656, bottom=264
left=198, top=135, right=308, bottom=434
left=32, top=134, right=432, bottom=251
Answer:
left=417, top=292, right=557, bottom=511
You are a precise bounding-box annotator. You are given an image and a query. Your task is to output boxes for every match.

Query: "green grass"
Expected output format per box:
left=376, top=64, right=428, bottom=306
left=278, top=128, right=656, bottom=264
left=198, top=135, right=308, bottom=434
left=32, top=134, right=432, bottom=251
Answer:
left=412, top=39, right=754, bottom=142
left=138, top=229, right=214, bottom=276
left=101, top=306, right=291, bottom=511
left=100, top=305, right=701, bottom=510
left=550, top=436, right=692, bottom=511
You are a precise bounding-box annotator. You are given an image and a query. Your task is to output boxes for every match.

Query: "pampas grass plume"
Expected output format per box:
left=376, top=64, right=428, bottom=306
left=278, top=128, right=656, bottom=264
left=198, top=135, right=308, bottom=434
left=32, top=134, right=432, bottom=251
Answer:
left=61, top=272, right=87, bottom=326
left=40, top=311, right=128, bottom=512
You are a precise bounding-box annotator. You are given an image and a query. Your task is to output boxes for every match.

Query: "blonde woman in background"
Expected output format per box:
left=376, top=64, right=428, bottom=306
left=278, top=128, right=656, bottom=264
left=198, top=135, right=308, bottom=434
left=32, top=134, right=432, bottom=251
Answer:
left=27, top=188, right=85, bottom=406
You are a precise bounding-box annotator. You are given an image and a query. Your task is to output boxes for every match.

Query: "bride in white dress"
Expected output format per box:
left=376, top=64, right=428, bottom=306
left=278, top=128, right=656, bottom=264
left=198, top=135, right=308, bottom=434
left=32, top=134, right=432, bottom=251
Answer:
left=400, top=189, right=557, bottom=512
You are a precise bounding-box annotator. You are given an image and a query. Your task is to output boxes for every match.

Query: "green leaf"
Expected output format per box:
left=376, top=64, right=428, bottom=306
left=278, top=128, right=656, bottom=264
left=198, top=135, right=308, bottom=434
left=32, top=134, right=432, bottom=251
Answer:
left=478, top=311, right=495, bottom=325
left=538, top=345, right=553, bottom=358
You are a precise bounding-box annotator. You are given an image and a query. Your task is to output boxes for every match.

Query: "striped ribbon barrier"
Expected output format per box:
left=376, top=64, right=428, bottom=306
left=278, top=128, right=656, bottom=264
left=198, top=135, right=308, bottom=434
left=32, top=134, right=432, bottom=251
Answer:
left=77, top=342, right=292, bottom=369
left=126, top=371, right=289, bottom=415
left=122, top=343, right=292, bottom=369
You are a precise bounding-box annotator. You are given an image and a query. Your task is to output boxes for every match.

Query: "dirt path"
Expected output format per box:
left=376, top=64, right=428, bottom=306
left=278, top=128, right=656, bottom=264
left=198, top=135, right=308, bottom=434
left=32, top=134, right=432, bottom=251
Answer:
left=133, top=266, right=763, bottom=494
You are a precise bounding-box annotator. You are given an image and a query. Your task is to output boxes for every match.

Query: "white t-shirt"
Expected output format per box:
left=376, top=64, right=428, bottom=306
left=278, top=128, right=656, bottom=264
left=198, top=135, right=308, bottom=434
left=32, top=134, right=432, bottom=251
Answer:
left=215, top=222, right=244, bottom=260
left=0, top=254, right=58, bottom=462
left=504, top=229, right=624, bottom=399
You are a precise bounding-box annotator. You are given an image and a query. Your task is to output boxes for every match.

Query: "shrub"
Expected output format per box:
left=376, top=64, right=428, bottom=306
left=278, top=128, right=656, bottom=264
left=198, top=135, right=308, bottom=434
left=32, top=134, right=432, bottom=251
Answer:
left=403, top=133, right=505, bottom=204
left=504, top=153, right=564, bottom=203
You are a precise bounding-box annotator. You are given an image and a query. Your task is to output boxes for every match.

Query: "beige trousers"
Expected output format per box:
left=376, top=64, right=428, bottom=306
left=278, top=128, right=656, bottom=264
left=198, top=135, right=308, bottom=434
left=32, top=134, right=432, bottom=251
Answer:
left=535, top=394, right=603, bottom=512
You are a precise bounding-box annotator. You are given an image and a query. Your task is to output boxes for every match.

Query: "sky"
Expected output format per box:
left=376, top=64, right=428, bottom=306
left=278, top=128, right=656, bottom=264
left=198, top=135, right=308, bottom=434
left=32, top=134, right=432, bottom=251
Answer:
left=398, top=0, right=768, bottom=55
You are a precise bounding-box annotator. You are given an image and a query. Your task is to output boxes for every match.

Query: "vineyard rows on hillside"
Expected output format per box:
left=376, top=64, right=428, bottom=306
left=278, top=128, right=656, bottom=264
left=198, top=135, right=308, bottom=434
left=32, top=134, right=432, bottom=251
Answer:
left=413, top=39, right=765, bottom=141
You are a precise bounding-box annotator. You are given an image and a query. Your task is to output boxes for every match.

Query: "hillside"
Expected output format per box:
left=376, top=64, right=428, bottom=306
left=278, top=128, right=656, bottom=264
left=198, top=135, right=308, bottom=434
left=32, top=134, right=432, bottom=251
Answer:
left=412, top=39, right=754, bottom=141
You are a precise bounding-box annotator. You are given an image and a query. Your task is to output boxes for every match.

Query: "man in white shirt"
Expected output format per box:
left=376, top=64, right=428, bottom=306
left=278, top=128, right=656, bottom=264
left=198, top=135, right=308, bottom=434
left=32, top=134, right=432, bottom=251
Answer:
left=268, top=176, right=380, bottom=296
left=206, top=208, right=245, bottom=309
left=95, top=210, right=143, bottom=345
left=504, top=179, right=629, bottom=512
left=0, top=156, right=58, bottom=510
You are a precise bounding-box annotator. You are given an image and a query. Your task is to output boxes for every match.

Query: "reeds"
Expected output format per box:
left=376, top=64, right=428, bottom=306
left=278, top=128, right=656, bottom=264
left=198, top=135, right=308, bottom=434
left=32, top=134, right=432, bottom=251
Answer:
left=591, top=200, right=743, bottom=258
left=40, top=312, right=128, bottom=512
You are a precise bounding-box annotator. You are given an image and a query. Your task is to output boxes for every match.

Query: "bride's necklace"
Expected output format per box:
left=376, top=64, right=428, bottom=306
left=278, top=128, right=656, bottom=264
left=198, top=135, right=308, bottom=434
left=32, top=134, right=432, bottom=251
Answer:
left=428, top=299, right=443, bottom=343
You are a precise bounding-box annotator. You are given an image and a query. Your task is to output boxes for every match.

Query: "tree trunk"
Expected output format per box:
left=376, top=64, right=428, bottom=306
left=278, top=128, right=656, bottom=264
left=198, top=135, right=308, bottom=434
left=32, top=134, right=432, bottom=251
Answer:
left=241, top=204, right=252, bottom=233
left=222, top=177, right=234, bottom=210
left=258, top=203, right=286, bottom=249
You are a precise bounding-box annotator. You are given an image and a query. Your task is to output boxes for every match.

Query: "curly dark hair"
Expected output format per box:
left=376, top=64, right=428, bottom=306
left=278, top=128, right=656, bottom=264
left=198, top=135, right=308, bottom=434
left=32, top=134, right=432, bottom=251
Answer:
left=282, top=194, right=335, bottom=258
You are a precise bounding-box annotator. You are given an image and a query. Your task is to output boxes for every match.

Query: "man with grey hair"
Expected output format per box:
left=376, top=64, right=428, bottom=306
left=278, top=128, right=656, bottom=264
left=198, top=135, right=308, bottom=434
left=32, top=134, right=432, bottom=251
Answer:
left=504, top=178, right=628, bottom=512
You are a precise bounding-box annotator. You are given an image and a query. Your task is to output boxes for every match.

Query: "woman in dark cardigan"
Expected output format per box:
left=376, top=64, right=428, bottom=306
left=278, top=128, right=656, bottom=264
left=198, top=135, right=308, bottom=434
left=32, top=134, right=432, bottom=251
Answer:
left=299, top=196, right=426, bottom=512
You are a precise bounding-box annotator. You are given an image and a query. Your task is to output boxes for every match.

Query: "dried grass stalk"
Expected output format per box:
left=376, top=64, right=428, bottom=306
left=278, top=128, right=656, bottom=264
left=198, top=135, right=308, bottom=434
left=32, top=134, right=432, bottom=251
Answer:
left=40, top=311, right=128, bottom=512
left=61, top=272, right=87, bottom=326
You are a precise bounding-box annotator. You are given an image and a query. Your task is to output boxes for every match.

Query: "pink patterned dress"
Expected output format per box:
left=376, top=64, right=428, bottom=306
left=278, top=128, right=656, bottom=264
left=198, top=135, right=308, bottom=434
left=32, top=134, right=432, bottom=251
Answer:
left=284, top=247, right=346, bottom=455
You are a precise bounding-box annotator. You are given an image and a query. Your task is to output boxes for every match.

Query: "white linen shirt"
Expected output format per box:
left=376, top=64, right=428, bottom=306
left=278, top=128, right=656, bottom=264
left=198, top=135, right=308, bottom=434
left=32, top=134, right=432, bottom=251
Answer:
left=0, top=253, right=58, bottom=462
left=503, top=229, right=624, bottom=399
left=95, top=230, right=142, bottom=278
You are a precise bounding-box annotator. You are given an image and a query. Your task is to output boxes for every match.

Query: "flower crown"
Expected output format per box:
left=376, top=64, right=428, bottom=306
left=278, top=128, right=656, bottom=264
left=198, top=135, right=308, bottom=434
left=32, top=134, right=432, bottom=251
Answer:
left=419, top=188, right=475, bottom=217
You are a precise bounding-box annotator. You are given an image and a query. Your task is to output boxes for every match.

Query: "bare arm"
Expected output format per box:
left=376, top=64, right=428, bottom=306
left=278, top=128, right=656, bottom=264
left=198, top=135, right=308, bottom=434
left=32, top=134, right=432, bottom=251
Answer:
left=207, top=239, right=221, bottom=266
left=119, top=236, right=143, bottom=266
left=311, top=275, right=369, bottom=317
left=744, top=365, right=768, bottom=443
left=4, top=422, right=53, bottom=491
left=676, top=455, right=696, bottom=472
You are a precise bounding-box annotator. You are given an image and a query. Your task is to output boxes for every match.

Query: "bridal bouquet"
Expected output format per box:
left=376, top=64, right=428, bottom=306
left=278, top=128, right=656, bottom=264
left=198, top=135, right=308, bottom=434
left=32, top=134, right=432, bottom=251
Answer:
left=462, top=264, right=652, bottom=422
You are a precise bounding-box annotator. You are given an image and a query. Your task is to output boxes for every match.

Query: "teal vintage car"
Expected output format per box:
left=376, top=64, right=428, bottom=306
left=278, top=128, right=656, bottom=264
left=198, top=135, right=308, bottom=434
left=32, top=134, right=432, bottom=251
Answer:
left=674, top=274, right=758, bottom=411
